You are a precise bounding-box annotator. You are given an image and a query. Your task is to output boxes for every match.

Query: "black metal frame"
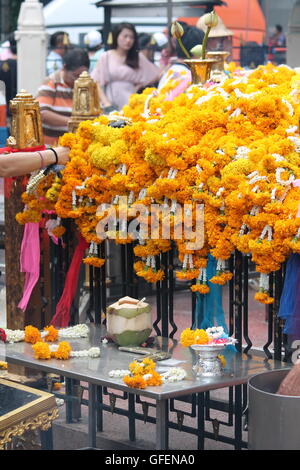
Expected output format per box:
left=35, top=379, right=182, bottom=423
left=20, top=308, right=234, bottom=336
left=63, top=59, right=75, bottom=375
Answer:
left=45, top=232, right=287, bottom=450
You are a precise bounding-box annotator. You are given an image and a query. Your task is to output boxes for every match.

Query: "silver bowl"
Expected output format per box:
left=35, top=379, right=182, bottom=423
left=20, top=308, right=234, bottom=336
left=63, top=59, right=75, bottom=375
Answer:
left=191, top=343, right=226, bottom=377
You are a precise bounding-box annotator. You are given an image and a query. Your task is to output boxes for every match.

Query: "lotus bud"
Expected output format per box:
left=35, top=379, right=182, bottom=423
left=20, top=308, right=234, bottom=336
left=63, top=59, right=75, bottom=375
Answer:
left=190, top=44, right=203, bottom=58
left=203, top=11, right=218, bottom=28
left=171, top=21, right=184, bottom=39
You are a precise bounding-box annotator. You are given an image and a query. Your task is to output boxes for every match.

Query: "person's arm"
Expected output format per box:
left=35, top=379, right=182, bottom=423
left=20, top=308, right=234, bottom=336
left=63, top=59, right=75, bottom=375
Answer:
left=91, top=53, right=116, bottom=111
left=0, top=146, right=70, bottom=177
left=96, top=83, right=112, bottom=108
left=40, top=109, right=70, bottom=128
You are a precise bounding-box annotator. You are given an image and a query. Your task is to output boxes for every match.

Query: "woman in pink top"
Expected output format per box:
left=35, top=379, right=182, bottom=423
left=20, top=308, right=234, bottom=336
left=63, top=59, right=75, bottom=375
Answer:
left=92, top=22, right=159, bottom=111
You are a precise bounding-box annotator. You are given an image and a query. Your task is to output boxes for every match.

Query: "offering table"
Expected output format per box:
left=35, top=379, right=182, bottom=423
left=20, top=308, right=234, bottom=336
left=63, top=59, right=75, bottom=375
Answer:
left=2, top=324, right=290, bottom=450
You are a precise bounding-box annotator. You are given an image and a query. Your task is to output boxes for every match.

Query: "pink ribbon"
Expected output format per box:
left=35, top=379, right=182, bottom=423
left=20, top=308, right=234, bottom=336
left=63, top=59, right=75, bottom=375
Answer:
left=17, top=222, right=40, bottom=311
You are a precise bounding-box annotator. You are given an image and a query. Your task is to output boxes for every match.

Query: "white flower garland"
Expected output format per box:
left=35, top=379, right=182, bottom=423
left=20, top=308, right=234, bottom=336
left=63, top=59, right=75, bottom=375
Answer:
left=275, top=167, right=295, bottom=186
left=4, top=329, right=25, bottom=343
left=49, top=344, right=100, bottom=358
left=58, top=324, right=90, bottom=339
left=161, top=368, right=187, bottom=383
left=108, top=367, right=187, bottom=383
left=109, top=369, right=130, bottom=378
left=2, top=324, right=90, bottom=344
left=206, top=326, right=225, bottom=340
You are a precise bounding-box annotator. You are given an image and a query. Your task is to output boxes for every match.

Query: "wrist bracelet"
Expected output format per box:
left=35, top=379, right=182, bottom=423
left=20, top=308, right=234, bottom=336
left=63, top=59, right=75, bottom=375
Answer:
left=37, top=151, right=45, bottom=169
left=48, top=148, right=58, bottom=165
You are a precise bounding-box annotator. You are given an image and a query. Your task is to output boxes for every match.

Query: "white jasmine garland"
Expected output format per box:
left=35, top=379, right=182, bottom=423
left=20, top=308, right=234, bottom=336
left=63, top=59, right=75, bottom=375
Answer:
left=109, top=369, right=130, bottom=378
left=259, top=273, right=269, bottom=291
left=272, top=153, right=285, bottom=162
left=161, top=368, right=187, bottom=383
left=282, top=98, right=294, bottom=116
left=70, top=347, right=100, bottom=358
left=58, top=324, right=89, bottom=339
left=260, top=224, right=272, bottom=242
left=230, top=107, right=241, bottom=118
left=275, top=167, right=295, bottom=186
left=4, top=329, right=25, bottom=343
left=286, top=126, right=298, bottom=134
left=26, top=170, right=46, bottom=194
left=234, top=146, right=250, bottom=160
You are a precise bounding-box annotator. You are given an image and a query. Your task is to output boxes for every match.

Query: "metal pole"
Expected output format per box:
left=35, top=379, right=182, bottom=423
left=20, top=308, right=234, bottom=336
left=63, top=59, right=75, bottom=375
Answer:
left=167, top=0, right=172, bottom=32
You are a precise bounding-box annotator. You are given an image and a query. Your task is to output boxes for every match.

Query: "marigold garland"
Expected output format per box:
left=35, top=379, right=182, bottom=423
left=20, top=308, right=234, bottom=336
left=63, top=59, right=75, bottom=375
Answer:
left=14, top=64, right=300, bottom=307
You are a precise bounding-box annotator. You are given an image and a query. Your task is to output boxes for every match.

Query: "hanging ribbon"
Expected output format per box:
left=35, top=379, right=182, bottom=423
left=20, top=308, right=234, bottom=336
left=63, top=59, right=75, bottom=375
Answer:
left=17, top=222, right=40, bottom=311
left=278, top=254, right=300, bottom=336
left=51, top=235, right=89, bottom=327
left=193, top=254, right=228, bottom=333
left=0, top=145, right=46, bottom=311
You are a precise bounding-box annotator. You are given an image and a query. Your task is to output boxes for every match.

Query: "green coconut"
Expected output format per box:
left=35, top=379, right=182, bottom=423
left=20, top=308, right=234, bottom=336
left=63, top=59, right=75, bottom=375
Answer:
left=106, top=296, right=151, bottom=319
left=106, top=296, right=152, bottom=346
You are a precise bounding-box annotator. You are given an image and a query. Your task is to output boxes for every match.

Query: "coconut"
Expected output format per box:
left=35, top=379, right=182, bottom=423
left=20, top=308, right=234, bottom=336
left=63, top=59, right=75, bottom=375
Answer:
left=106, top=296, right=152, bottom=346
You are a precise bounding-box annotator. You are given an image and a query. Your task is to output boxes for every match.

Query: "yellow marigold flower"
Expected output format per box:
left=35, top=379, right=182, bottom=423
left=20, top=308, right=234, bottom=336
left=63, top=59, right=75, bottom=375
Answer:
left=180, top=328, right=196, bottom=347
left=217, top=355, right=226, bottom=368
left=0, top=361, right=8, bottom=370
left=194, top=329, right=209, bottom=345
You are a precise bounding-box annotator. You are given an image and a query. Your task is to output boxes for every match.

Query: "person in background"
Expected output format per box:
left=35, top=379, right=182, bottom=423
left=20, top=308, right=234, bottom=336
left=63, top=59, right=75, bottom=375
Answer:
left=269, top=24, right=286, bottom=48
left=91, top=22, right=159, bottom=112
left=0, top=32, right=17, bottom=61
left=158, top=25, right=204, bottom=97
left=46, top=31, right=71, bottom=76
left=138, top=33, right=155, bottom=62
left=84, top=30, right=104, bottom=72
left=0, top=33, right=17, bottom=114
left=151, top=31, right=169, bottom=68
left=36, top=48, right=90, bottom=146
left=0, top=147, right=70, bottom=177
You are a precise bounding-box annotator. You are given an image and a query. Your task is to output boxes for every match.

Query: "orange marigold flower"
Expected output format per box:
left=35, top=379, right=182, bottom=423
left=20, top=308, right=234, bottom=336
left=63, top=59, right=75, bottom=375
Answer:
left=123, top=375, right=147, bottom=389
left=190, top=283, right=210, bottom=294
left=83, top=257, right=106, bottom=268
left=53, top=341, right=72, bottom=360
left=25, top=325, right=41, bottom=344
left=51, top=226, right=66, bottom=238
left=43, top=325, right=59, bottom=342
left=254, top=291, right=274, bottom=305
left=144, top=370, right=163, bottom=386
left=32, top=342, right=51, bottom=360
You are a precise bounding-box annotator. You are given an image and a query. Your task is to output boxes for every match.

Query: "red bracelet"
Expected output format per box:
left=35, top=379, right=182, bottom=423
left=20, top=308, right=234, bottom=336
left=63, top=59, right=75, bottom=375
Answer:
left=37, top=151, right=45, bottom=169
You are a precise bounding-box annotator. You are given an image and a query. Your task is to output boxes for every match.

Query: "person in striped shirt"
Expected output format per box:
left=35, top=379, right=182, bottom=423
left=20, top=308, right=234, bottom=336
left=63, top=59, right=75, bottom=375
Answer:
left=36, top=48, right=90, bottom=146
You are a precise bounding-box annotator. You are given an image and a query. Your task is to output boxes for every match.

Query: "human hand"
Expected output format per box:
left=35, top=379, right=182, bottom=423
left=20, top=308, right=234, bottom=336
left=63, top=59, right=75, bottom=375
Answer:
left=54, top=146, right=70, bottom=165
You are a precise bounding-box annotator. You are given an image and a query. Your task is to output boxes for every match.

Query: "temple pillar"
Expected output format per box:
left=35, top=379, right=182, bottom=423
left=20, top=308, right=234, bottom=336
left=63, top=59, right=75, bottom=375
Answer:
left=287, top=0, right=300, bottom=67
left=15, top=0, right=47, bottom=96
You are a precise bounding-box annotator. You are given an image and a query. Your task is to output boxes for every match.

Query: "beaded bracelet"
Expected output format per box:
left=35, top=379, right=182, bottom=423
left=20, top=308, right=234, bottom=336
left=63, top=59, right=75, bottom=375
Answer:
left=48, top=148, right=58, bottom=165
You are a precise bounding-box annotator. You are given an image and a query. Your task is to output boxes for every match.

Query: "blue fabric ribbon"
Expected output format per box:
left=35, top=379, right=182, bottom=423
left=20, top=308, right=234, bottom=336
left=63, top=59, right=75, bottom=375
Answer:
left=192, top=254, right=228, bottom=333
left=278, top=253, right=300, bottom=335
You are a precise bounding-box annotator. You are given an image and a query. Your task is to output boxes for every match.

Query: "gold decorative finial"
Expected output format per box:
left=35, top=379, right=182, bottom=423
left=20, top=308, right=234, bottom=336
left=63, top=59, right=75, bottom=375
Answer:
left=7, top=90, right=44, bottom=149
left=68, top=71, right=102, bottom=133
